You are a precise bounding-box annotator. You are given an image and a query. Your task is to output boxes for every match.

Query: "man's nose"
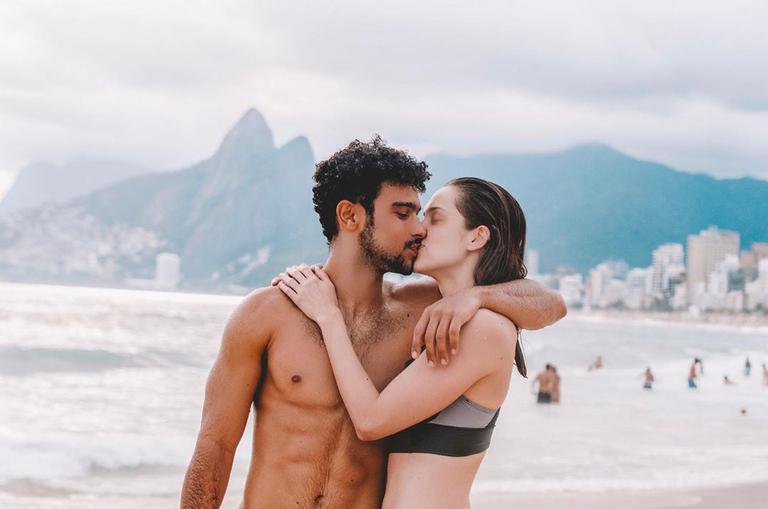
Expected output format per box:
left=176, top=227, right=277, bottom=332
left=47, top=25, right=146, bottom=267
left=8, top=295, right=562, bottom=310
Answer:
left=413, top=220, right=427, bottom=239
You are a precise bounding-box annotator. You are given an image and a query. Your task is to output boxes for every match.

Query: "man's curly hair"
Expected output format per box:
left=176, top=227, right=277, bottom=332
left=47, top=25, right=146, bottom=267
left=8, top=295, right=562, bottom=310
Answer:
left=313, top=136, right=431, bottom=243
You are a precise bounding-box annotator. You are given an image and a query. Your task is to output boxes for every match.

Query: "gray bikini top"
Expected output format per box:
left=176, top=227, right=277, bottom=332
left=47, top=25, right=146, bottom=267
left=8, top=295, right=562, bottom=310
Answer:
left=388, top=358, right=500, bottom=457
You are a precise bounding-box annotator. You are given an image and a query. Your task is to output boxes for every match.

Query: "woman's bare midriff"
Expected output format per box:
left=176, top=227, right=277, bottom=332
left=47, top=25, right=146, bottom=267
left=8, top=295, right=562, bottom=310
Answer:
left=382, top=451, right=486, bottom=509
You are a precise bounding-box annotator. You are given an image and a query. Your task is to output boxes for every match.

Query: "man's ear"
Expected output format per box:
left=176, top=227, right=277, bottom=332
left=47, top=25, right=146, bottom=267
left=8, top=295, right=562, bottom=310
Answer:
left=468, top=225, right=491, bottom=252
left=336, top=200, right=367, bottom=233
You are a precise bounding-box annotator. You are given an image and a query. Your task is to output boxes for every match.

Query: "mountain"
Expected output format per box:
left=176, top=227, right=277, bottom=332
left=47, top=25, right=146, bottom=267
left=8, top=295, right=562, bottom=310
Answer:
left=424, top=143, right=768, bottom=272
left=1, top=109, right=766, bottom=291
left=0, top=108, right=325, bottom=290
left=0, top=160, right=149, bottom=213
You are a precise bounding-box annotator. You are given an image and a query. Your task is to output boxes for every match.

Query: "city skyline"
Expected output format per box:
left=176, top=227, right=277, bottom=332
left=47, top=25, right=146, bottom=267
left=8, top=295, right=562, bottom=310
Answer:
left=535, top=226, right=768, bottom=313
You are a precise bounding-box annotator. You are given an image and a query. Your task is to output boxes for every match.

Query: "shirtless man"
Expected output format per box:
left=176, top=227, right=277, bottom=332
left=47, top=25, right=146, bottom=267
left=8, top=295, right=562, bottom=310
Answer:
left=533, top=364, right=556, bottom=404
left=550, top=365, right=561, bottom=403
left=643, top=367, right=655, bottom=390
left=688, top=360, right=698, bottom=389
left=179, top=138, right=566, bottom=508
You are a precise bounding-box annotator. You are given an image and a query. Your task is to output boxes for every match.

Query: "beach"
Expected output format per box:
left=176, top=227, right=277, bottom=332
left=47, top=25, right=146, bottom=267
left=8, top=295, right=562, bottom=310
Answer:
left=2, top=281, right=767, bottom=508
left=473, top=481, right=768, bottom=508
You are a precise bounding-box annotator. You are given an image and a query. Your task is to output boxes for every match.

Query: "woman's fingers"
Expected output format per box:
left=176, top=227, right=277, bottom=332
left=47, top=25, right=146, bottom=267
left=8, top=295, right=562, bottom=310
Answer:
left=277, top=281, right=297, bottom=299
left=298, top=264, right=315, bottom=281
left=434, top=317, right=450, bottom=366
left=289, top=264, right=309, bottom=282
left=312, top=266, right=329, bottom=281
left=279, top=274, right=301, bottom=293
left=423, top=316, right=439, bottom=366
left=411, top=309, right=429, bottom=359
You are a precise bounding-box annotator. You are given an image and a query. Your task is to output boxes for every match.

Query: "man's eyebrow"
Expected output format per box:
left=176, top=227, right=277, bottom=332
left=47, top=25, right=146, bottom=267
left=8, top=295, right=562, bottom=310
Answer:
left=392, top=201, right=421, bottom=213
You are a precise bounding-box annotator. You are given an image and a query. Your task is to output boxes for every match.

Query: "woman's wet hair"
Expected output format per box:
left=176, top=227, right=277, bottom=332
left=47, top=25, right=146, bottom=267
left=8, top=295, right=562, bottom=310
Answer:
left=448, top=177, right=528, bottom=377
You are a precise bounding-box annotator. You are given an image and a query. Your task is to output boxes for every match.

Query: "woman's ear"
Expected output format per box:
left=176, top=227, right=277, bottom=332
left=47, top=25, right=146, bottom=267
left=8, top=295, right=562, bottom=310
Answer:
left=336, top=200, right=366, bottom=233
left=468, top=225, right=491, bottom=252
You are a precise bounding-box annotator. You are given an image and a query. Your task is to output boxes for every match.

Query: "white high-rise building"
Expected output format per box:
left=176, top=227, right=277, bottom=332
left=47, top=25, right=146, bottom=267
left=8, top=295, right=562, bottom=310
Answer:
left=526, top=249, right=540, bottom=279
left=155, top=253, right=181, bottom=289
left=558, top=273, right=584, bottom=307
left=687, top=227, right=739, bottom=305
left=651, top=243, right=684, bottom=297
left=624, top=267, right=652, bottom=310
left=760, top=259, right=768, bottom=294
left=703, top=255, right=740, bottom=310
left=587, top=263, right=626, bottom=308
left=587, top=263, right=612, bottom=307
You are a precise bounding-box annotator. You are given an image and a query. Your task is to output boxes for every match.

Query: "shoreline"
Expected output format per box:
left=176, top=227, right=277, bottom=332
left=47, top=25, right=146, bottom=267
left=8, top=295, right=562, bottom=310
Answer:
left=472, top=481, right=768, bottom=509
left=4, top=482, right=766, bottom=509
left=570, top=309, right=768, bottom=330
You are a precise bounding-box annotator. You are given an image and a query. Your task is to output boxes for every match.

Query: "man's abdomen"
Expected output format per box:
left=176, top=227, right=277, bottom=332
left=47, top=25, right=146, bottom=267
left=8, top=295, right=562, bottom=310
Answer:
left=242, top=407, right=386, bottom=508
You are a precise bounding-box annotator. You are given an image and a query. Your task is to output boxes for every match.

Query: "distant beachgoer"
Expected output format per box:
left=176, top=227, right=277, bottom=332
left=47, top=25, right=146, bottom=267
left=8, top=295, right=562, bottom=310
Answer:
left=643, top=367, right=655, bottom=390
left=533, top=364, right=555, bottom=403
left=763, top=363, right=768, bottom=385
left=688, top=360, right=698, bottom=389
left=723, top=375, right=736, bottom=385
left=550, top=365, right=561, bottom=403
left=694, top=357, right=704, bottom=375
left=588, top=355, right=603, bottom=371
left=744, top=357, right=751, bottom=377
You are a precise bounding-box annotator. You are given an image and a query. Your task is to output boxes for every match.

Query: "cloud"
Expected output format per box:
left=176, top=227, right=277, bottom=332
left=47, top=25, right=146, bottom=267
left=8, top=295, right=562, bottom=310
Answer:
left=0, top=0, right=766, bottom=183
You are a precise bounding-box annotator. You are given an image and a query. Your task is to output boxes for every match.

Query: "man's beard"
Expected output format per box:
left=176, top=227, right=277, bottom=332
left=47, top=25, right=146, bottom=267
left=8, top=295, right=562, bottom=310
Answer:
left=359, top=221, right=418, bottom=275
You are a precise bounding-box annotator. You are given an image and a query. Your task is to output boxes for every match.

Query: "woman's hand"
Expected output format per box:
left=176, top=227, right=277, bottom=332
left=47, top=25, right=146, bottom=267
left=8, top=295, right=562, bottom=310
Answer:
left=276, top=265, right=341, bottom=325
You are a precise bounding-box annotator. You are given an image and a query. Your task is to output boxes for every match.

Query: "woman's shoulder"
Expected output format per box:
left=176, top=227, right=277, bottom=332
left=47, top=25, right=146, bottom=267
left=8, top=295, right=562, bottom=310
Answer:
left=462, top=309, right=519, bottom=351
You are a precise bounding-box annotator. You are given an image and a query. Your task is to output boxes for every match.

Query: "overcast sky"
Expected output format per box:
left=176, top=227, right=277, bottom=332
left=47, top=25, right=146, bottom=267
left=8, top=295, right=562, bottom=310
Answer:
left=1, top=0, right=767, bottom=195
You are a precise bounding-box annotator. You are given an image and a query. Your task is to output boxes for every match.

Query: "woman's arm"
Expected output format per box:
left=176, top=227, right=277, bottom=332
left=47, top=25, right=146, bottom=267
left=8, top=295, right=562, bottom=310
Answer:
left=317, top=310, right=513, bottom=440
left=276, top=267, right=516, bottom=441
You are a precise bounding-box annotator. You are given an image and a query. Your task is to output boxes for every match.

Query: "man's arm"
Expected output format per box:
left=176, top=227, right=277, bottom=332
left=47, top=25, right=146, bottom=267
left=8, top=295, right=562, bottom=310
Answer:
left=475, top=278, right=567, bottom=330
left=180, top=289, right=274, bottom=509
left=408, top=278, right=566, bottom=366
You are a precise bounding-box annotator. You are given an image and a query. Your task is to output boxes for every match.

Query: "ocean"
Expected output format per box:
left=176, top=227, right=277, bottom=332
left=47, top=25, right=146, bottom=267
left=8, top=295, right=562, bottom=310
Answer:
left=1, top=282, right=767, bottom=508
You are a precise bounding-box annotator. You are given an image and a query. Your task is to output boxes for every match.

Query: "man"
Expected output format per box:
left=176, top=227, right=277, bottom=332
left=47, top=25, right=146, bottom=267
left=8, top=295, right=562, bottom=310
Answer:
left=643, top=367, right=654, bottom=390
left=688, top=359, right=698, bottom=389
left=180, top=137, right=566, bottom=508
left=533, top=363, right=556, bottom=404
left=550, top=365, right=561, bottom=403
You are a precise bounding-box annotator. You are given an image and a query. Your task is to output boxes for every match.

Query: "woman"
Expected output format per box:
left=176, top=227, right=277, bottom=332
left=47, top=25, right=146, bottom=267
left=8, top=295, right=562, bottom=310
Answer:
left=277, top=177, right=527, bottom=508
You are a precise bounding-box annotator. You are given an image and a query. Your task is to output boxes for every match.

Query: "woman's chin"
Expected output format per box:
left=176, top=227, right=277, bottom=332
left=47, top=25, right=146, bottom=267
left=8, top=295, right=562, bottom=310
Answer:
left=413, top=258, right=432, bottom=277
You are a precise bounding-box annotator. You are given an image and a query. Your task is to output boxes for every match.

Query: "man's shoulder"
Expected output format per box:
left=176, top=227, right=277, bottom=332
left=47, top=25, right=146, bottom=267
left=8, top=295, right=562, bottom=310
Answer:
left=227, top=286, right=297, bottom=336
left=387, top=276, right=442, bottom=305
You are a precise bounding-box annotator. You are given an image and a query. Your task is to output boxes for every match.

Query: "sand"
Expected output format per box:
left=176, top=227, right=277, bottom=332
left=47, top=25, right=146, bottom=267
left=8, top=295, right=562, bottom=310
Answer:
left=472, top=482, right=768, bottom=509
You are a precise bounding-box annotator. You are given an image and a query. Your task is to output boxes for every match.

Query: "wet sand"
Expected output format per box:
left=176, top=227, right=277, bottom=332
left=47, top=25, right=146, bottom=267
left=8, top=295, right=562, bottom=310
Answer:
left=472, top=481, right=768, bottom=509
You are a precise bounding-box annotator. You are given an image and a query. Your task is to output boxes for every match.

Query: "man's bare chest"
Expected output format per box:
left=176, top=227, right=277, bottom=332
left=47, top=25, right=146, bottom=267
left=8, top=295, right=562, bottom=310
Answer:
left=262, top=309, right=416, bottom=406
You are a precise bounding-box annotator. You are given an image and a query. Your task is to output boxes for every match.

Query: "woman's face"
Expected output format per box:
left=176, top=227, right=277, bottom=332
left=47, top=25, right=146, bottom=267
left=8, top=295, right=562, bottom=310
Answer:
left=413, top=185, right=474, bottom=277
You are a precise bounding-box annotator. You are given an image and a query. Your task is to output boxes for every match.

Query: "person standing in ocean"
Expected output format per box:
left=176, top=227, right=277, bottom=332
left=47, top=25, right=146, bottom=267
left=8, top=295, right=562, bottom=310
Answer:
left=688, top=360, right=698, bottom=389
left=744, top=357, right=751, bottom=377
left=643, top=367, right=655, bottom=390
left=550, top=365, right=561, bottom=403
left=532, top=364, right=555, bottom=404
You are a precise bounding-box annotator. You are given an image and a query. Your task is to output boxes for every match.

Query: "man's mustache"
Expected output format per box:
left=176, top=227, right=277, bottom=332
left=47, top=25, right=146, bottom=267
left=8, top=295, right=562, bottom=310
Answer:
left=405, top=239, right=423, bottom=250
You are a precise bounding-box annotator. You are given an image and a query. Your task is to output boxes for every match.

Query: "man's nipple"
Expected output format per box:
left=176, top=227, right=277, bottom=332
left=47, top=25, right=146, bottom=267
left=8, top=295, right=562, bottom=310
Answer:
left=291, top=374, right=302, bottom=383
